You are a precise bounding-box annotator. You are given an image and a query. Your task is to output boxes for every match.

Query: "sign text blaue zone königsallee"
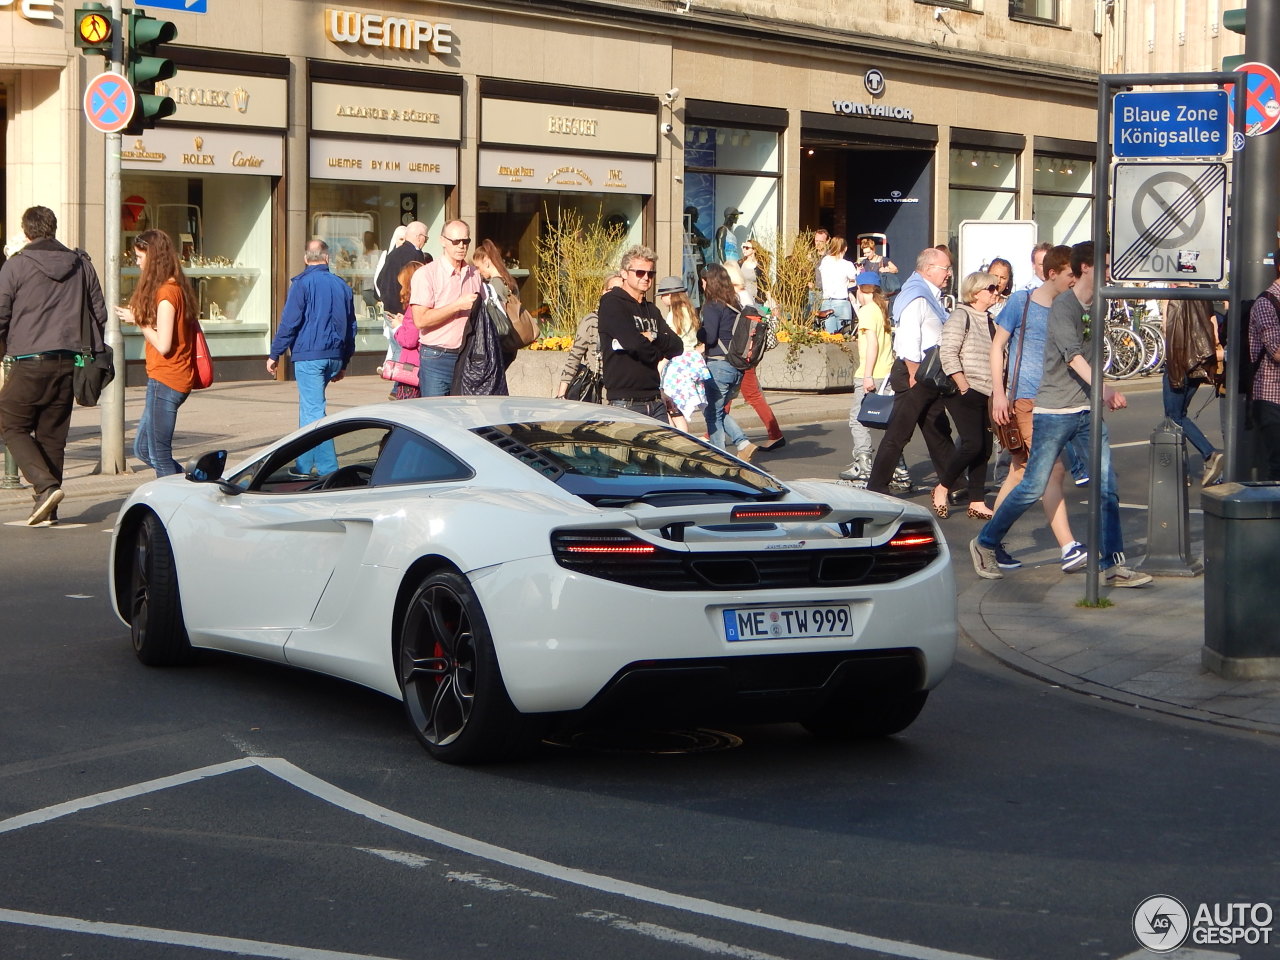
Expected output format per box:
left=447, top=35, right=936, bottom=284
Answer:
left=1113, top=91, right=1229, bottom=158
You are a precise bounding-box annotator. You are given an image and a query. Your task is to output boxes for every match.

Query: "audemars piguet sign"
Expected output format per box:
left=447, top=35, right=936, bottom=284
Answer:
left=324, top=8, right=454, bottom=57
left=0, top=0, right=54, bottom=21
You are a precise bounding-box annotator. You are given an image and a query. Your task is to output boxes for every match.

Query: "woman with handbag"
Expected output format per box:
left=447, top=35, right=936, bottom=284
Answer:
left=556, top=274, right=623, bottom=403
left=930, top=272, right=1002, bottom=519
left=383, top=262, right=424, bottom=400
left=115, top=229, right=197, bottom=477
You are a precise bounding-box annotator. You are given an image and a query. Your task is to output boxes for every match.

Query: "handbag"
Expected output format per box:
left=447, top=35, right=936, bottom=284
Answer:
left=71, top=254, right=114, bottom=408
left=501, top=290, right=539, bottom=352
left=857, top=389, right=895, bottom=428
left=192, top=319, right=215, bottom=389
left=916, top=345, right=957, bottom=395
left=990, top=296, right=1030, bottom=453
left=563, top=363, right=603, bottom=404
left=380, top=358, right=420, bottom=387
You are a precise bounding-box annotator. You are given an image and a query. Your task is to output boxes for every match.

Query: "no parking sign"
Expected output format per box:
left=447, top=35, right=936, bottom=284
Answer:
left=1227, top=61, right=1280, bottom=137
left=83, top=71, right=135, bottom=135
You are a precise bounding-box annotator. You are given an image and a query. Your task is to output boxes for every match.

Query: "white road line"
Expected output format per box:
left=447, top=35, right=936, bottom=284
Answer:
left=0, top=758, right=256, bottom=835
left=445, top=871, right=555, bottom=899
left=0, top=907, right=406, bottom=960
left=0, top=757, right=998, bottom=960
left=580, top=908, right=791, bottom=960
left=252, top=757, right=994, bottom=960
left=1116, top=950, right=1238, bottom=960
left=356, top=847, right=435, bottom=869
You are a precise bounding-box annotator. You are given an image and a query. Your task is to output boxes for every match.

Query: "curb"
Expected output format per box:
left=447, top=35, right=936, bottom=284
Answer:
left=958, top=575, right=1280, bottom=738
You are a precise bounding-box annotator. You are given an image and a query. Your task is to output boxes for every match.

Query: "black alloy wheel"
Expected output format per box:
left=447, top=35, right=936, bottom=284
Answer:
left=129, top=512, right=194, bottom=666
left=398, top=570, right=526, bottom=764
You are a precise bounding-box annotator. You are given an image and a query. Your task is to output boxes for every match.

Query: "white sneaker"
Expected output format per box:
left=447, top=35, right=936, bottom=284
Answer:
left=969, top=538, right=1003, bottom=580
left=1202, top=451, right=1225, bottom=487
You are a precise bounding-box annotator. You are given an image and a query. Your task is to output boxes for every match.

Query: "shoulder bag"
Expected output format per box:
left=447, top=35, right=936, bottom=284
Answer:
left=563, top=363, right=603, bottom=404
left=916, top=345, right=957, bottom=395
left=192, top=318, right=215, bottom=389
left=989, top=296, right=1029, bottom=453
left=71, top=254, right=114, bottom=407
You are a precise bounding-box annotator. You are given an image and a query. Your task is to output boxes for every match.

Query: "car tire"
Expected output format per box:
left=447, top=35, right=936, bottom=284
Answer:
left=802, top=690, right=928, bottom=739
left=398, top=570, right=529, bottom=764
left=129, top=512, right=194, bottom=666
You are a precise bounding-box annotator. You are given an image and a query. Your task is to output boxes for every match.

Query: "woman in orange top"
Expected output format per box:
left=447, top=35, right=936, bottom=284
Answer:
left=115, top=229, right=198, bottom=476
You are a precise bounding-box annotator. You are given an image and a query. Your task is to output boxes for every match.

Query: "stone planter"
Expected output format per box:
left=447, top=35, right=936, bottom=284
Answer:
left=504, top=341, right=858, bottom=397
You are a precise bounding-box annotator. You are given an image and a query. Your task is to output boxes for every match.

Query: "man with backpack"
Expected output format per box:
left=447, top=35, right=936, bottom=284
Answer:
left=1248, top=255, right=1280, bottom=479
left=598, top=245, right=683, bottom=422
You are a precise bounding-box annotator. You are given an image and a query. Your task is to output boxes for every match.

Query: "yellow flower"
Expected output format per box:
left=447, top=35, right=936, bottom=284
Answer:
left=529, top=336, right=572, bottom=351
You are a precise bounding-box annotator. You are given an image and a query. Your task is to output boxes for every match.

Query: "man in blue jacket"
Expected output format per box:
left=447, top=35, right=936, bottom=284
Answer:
left=267, top=239, right=357, bottom=477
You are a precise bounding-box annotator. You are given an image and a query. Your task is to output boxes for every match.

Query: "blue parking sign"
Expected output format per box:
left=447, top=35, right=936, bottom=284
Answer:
left=136, top=0, right=208, bottom=13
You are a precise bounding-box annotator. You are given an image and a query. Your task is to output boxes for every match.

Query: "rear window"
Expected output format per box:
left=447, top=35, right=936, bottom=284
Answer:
left=474, top=420, right=786, bottom=505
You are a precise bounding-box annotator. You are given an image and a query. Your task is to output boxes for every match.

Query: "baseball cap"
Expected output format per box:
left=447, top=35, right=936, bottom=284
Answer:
left=656, top=275, right=685, bottom=295
left=855, top=271, right=881, bottom=287
left=723, top=206, right=742, bottom=218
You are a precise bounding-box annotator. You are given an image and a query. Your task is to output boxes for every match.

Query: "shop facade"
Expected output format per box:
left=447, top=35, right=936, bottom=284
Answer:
left=3, top=1, right=1100, bottom=382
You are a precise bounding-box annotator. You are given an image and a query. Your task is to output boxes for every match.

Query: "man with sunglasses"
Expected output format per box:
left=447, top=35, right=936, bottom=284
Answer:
left=597, top=245, right=683, bottom=421
left=408, top=219, right=481, bottom=396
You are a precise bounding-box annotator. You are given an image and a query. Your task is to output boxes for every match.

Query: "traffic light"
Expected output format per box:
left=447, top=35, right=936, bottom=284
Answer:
left=124, top=10, right=177, bottom=133
left=1223, top=6, right=1247, bottom=71
left=74, top=3, right=113, bottom=58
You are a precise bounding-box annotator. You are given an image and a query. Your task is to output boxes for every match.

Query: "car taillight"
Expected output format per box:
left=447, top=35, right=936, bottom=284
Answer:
left=552, top=530, right=657, bottom=556
left=888, top=521, right=937, bottom=549
left=730, top=503, right=830, bottom=522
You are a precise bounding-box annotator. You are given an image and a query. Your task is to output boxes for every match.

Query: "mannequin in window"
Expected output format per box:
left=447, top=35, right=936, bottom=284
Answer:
left=715, top=206, right=741, bottom=264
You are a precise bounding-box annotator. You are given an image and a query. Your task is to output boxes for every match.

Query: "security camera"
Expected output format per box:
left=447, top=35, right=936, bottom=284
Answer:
left=660, top=121, right=674, bottom=135
left=663, top=87, right=680, bottom=104
left=933, top=6, right=944, bottom=19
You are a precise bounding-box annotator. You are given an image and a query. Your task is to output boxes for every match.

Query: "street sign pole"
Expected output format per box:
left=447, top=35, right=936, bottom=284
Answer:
left=100, top=0, right=127, bottom=474
left=1237, top=0, right=1280, bottom=298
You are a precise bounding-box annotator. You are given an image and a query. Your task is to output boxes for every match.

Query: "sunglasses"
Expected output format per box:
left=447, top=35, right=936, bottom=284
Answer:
left=984, top=284, right=1000, bottom=294
left=443, top=236, right=471, bottom=246
left=630, top=269, right=656, bottom=279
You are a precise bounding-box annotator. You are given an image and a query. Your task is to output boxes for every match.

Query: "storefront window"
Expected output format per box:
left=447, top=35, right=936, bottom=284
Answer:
left=307, top=180, right=446, bottom=352
left=476, top=188, right=644, bottom=310
left=1032, top=155, right=1093, bottom=245
left=948, top=148, right=1018, bottom=249
left=1010, top=0, right=1059, bottom=24
left=120, top=172, right=272, bottom=358
left=682, top=125, right=780, bottom=286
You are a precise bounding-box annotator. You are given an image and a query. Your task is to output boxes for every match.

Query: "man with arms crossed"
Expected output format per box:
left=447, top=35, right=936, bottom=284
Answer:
left=972, top=242, right=1152, bottom=588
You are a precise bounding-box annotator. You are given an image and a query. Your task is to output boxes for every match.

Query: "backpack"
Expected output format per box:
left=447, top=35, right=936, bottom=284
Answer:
left=724, top=303, right=771, bottom=371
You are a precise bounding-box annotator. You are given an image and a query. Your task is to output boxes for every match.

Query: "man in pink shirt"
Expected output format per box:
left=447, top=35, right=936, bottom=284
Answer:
left=409, top=219, right=482, bottom=396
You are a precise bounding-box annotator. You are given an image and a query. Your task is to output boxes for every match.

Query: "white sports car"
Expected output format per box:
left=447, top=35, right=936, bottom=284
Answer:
left=109, top=398, right=956, bottom=764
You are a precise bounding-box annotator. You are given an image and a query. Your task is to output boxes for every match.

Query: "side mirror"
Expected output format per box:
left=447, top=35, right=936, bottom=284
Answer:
left=184, top=450, right=240, bottom=495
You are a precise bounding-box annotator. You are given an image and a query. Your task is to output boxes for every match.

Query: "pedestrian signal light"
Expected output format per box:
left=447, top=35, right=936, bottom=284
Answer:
left=74, top=3, right=113, bottom=57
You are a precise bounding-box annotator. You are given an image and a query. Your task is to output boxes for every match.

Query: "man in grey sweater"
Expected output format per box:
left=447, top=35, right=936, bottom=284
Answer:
left=971, top=241, right=1152, bottom=589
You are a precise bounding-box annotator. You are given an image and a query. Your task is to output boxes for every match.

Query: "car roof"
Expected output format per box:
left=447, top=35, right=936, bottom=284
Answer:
left=329, top=397, right=654, bottom=434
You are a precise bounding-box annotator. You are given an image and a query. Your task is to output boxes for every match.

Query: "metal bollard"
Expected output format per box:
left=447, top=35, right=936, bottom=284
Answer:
left=1, top=357, right=22, bottom=490
left=1143, top=417, right=1202, bottom=575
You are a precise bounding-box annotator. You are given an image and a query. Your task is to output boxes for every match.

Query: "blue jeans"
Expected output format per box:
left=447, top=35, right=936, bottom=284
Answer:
left=419, top=346, right=459, bottom=398
left=134, top=378, right=189, bottom=477
left=609, top=398, right=669, bottom=422
left=821, top=298, right=852, bottom=334
left=978, top=411, right=1125, bottom=570
left=1162, top=373, right=1215, bottom=461
left=294, top=357, right=343, bottom=476
left=702, top=358, right=744, bottom=450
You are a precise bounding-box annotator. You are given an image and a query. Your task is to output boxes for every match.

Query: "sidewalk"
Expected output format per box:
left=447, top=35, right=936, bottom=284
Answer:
left=4, top=375, right=1277, bottom=735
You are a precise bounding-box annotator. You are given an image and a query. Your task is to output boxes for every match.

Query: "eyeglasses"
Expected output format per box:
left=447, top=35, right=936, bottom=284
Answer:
left=443, top=236, right=471, bottom=246
left=630, top=269, right=656, bottom=279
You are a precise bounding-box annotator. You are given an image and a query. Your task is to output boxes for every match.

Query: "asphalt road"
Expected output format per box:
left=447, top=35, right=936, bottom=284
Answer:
left=2, top=387, right=1274, bottom=960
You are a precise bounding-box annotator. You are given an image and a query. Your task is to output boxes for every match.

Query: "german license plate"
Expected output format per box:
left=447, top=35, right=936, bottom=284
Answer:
left=722, top=603, right=854, bottom=642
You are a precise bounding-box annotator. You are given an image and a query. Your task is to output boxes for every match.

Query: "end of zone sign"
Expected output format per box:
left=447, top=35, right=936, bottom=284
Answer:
left=1114, top=91, right=1229, bottom=158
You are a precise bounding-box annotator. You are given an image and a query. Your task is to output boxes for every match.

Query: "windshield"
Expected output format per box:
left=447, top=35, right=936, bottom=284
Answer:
left=474, top=420, right=787, bottom=505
